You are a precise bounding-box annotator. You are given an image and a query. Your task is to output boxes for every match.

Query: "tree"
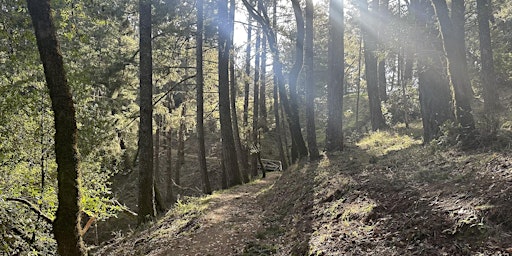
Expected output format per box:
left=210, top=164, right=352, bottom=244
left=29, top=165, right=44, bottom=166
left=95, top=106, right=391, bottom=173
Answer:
left=229, top=0, right=250, bottom=183
left=431, top=0, right=476, bottom=139
left=412, top=0, right=454, bottom=143
left=138, top=0, right=156, bottom=224
left=360, top=0, right=387, bottom=131
left=289, top=0, right=309, bottom=161
left=218, top=0, right=242, bottom=187
left=378, top=0, right=390, bottom=102
left=26, top=0, right=85, bottom=254
left=477, top=0, right=499, bottom=113
left=325, top=0, right=345, bottom=152
left=242, top=0, right=308, bottom=162
left=196, top=0, right=212, bottom=195
left=305, top=0, right=320, bottom=160
left=251, top=29, right=262, bottom=177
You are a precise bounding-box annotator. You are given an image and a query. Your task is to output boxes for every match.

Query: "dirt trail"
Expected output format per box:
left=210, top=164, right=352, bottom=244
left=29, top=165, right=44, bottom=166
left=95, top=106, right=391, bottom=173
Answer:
left=151, top=172, right=280, bottom=256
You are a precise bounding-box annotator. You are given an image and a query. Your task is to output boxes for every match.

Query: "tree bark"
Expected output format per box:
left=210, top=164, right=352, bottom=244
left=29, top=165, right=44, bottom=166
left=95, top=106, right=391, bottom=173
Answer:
left=412, top=0, right=453, bottom=143
left=378, top=0, right=389, bottom=102
left=476, top=0, right=499, bottom=113
left=137, top=0, right=156, bottom=224
left=251, top=29, right=262, bottom=177
left=325, top=0, right=345, bottom=151
left=259, top=34, right=268, bottom=131
left=432, top=0, right=476, bottom=139
left=361, top=0, right=387, bottom=131
left=218, top=0, right=242, bottom=187
left=175, top=104, right=186, bottom=186
left=27, top=0, right=85, bottom=254
left=229, top=0, right=250, bottom=183
left=196, top=0, right=212, bottom=194
left=305, top=0, right=320, bottom=160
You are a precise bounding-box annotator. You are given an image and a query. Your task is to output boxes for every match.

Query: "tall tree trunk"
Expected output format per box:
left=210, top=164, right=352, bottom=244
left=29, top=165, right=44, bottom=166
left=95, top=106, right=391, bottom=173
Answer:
left=251, top=30, right=262, bottom=177
left=166, top=123, right=176, bottom=201
left=326, top=0, right=345, bottom=152
left=476, top=0, right=499, bottom=113
left=272, top=0, right=288, bottom=170
left=196, top=0, right=212, bottom=194
left=413, top=0, right=455, bottom=143
left=356, top=34, right=363, bottom=127
left=218, top=0, right=242, bottom=187
left=259, top=34, right=268, bottom=132
left=378, top=0, right=389, bottom=102
left=243, top=18, right=252, bottom=128
left=154, top=116, right=166, bottom=212
left=228, top=0, right=250, bottom=183
left=432, top=0, right=476, bottom=139
left=288, top=0, right=309, bottom=161
left=361, top=0, right=387, bottom=131
left=175, top=104, right=186, bottom=186
left=137, top=0, right=156, bottom=224
left=27, top=1, right=85, bottom=254
left=305, top=0, right=320, bottom=159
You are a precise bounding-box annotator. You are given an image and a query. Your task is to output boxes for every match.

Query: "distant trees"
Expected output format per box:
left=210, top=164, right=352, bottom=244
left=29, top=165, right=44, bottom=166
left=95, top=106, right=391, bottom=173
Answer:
left=26, top=0, right=85, bottom=254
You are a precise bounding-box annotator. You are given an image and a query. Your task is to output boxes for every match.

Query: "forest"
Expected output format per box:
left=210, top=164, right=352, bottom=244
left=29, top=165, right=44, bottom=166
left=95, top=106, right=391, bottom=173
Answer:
left=2, top=0, right=512, bottom=255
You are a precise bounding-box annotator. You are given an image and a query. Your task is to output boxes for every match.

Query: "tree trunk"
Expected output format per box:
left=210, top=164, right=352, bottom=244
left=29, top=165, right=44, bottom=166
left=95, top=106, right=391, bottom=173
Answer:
left=243, top=18, right=252, bottom=128
left=229, top=0, right=250, bottom=183
left=175, top=104, right=186, bottom=186
left=361, top=0, right=387, bottom=131
left=288, top=0, right=309, bottom=161
left=432, top=0, right=476, bottom=139
left=378, top=0, right=389, bottom=102
left=251, top=29, right=262, bottom=178
left=476, top=0, right=499, bottom=113
left=137, top=0, right=156, bottom=224
left=218, top=0, right=242, bottom=187
left=272, top=0, right=288, bottom=170
left=166, top=124, right=176, bottom=201
left=27, top=0, right=85, bottom=254
left=259, top=34, right=268, bottom=131
left=305, top=0, right=320, bottom=160
left=196, top=0, right=212, bottom=194
left=412, top=0, right=453, bottom=143
left=154, top=116, right=166, bottom=213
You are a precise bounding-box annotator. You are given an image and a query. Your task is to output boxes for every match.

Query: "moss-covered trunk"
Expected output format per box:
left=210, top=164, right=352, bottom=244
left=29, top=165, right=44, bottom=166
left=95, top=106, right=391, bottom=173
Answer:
left=26, top=0, right=85, bottom=255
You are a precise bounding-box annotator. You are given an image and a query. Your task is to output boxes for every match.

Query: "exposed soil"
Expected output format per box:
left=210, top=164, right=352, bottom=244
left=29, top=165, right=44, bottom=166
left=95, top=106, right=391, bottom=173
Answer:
left=96, top=138, right=512, bottom=256
left=95, top=172, right=280, bottom=256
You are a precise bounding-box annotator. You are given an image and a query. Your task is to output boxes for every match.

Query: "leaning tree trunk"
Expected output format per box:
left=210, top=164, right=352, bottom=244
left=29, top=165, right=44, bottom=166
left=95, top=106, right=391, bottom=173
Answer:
left=305, top=0, right=320, bottom=160
left=432, top=0, right=476, bottom=139
left=137, top=0, right=156, bottom=224
left=218, top=0, right=242, bottom=187
left=27, top=1, right=85, bottom=254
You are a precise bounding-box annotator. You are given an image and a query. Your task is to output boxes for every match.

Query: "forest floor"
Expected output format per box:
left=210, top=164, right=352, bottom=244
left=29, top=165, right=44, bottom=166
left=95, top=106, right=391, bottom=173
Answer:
left=96, top=129, right=512, bottom=256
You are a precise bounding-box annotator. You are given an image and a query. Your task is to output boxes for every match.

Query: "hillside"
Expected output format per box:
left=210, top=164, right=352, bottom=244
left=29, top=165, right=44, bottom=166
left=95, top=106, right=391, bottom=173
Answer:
left=95, top=129, right=512, bottom=255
